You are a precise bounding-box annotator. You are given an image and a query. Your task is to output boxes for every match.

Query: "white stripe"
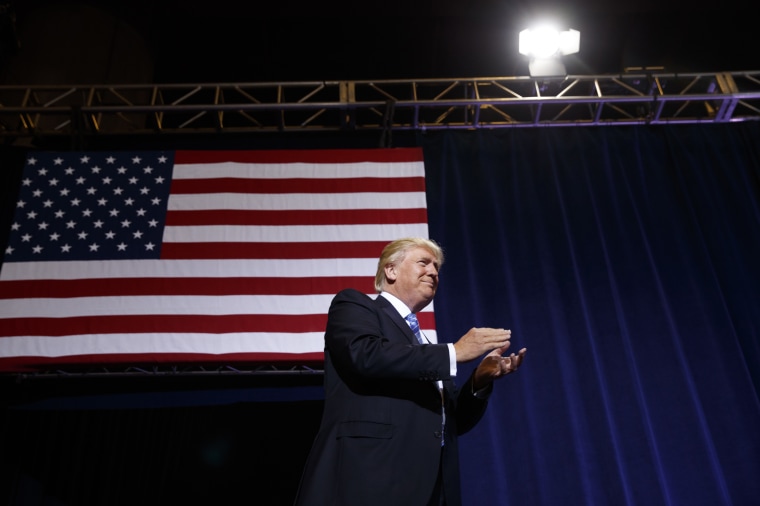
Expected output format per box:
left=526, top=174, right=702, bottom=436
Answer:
left=1, top=294, right=337, bottom=318
left=0, top=329, right=439, bottom=357
left=0, top=332, right=327, bottom=357
left=162, top=223, right=430, bottom=243
left=172, top=161, right=425, bottom=179
left=166, top=192, right=428, bottom=211
left=0, top=293, right=435, bottom=319
left=0, top=258, right=379, bottom=280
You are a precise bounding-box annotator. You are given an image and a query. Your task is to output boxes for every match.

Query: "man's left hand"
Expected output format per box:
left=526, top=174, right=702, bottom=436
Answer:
left=472, top=345, right=527, bottom=391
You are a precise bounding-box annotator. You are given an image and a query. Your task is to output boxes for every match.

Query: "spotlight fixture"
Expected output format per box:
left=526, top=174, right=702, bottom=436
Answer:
left=519, top=26, right=580, bottom=77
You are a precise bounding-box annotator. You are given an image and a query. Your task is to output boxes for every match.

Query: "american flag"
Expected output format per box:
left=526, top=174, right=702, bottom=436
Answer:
left=0, top=149, right=436, bottom=372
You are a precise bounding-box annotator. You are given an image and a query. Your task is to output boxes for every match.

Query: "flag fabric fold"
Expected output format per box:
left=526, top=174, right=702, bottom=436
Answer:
left=0, top=148, right=435, bottom=372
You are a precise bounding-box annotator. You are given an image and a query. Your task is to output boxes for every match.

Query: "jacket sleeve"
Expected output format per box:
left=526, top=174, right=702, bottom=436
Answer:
left=452, top=372, right=492, bottom=435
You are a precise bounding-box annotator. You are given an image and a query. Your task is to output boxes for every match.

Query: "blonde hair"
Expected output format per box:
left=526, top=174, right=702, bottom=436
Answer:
left=374, top=237, right=444, bottom=292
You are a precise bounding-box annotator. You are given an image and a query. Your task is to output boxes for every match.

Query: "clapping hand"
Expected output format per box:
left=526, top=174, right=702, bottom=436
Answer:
left=472, top=344, right=527, bottom=391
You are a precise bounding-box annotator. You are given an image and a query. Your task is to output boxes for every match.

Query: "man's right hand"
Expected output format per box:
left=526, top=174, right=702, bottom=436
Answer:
left=452, top=328, right=512, bottom=362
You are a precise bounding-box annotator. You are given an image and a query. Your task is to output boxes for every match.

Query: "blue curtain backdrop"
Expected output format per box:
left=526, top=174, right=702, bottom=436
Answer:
left=422, top=124, right=760, bottom=506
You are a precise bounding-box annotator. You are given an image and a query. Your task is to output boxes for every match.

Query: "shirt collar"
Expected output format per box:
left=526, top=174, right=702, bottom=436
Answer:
left=379, top=291, right=412, bottom=318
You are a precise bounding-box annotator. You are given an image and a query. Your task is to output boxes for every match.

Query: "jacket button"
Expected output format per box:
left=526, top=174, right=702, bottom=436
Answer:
left=434, top=431, right=442, bottom=438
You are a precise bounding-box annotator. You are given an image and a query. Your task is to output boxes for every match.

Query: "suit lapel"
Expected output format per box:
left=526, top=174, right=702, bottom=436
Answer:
left=373, top=295, right=419, bottom=345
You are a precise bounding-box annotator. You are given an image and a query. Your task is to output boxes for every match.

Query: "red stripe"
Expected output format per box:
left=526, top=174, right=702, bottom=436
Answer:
left=0, top=314, right=328, bottom=337
left=160, top=241, right=389, bottom=259
left=165, top=208, right=428, bottom=226
left=0, top=311, right=437, bottom=336
left=0, top=352, right=325, bottom=372
left=173, top=148, right=424, bottom=165
left=417, top=312, right=436, bottom=329
left=0, top=277, right=375, bottom=298
left=170, top=177, right=425, bottom=194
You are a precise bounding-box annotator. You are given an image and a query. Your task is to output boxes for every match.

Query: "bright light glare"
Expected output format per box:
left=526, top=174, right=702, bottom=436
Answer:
left=519, top=27, right=580, bottom=58
left=558, top=29, right=580, bottom=56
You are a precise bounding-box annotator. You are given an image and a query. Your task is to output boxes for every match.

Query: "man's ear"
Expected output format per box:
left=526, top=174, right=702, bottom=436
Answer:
left=384, top=263, right=396, bottom=282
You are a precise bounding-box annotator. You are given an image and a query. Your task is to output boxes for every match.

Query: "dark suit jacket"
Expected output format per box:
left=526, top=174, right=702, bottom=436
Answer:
left=294, top=288, right=491, bottom=506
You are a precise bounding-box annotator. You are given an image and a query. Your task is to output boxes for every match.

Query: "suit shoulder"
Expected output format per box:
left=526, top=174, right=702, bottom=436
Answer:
left=334, top=287, right=372, bottom=301
left=331, top=288, right=382, bottom=310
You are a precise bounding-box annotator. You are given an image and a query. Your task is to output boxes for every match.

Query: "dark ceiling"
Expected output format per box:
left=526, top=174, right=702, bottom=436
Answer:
left=1, top=0, right=758, bottom=85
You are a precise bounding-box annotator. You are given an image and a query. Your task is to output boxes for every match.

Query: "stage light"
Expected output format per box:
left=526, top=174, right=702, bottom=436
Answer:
left=519, top=26, right=580, bottom=77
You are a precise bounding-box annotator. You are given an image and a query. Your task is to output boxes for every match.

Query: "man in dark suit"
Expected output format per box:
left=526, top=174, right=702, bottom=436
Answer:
left=294, top=237, right=527, bottom=506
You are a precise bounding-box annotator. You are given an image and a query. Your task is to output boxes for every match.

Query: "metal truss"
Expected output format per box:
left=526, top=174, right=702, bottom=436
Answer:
left=8, top=363, right=325, bottom=381
left=1, top=70, right=760, bottom=141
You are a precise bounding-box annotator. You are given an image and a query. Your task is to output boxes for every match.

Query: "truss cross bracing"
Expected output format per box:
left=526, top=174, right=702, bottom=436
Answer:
left=1, top=71, right=759, bottom=141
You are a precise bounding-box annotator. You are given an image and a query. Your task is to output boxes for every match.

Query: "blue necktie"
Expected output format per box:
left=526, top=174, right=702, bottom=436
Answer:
left=405, top=313, right=425, bottom=344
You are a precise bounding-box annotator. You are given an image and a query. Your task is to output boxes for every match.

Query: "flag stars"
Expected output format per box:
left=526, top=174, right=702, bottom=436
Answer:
left=12, top=152, right=170, bottom=261
left=32, top=245, right=43, bottom=254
